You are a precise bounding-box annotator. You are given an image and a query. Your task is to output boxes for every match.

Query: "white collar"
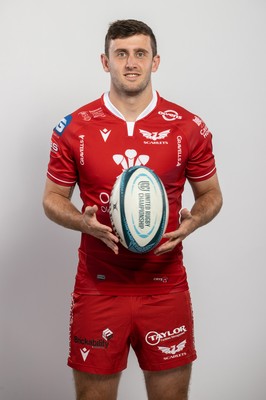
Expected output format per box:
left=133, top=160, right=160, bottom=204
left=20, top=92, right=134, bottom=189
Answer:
left=103, top=90, right=158, bottom=121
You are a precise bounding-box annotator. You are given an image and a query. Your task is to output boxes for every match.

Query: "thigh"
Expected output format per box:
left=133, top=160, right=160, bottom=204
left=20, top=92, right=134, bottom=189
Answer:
left=144, top=363, right=192, bottom=400
left=132, top=290, right=197, bottom=371
left=68, top=293, right=131, bottom=375
left=73, top=369, right=121, bottom=400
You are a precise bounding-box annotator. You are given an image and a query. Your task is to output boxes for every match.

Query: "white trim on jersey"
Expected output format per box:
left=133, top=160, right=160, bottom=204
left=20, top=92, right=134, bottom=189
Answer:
left=135, top=91, right=158, bottom=121
left=186, top=167, right=216, bottom=181
left=127, top=122, right=135, bottom=137
left=103, top=91, right=158, bottom=137
left=47, top=171, right=76, bottom=186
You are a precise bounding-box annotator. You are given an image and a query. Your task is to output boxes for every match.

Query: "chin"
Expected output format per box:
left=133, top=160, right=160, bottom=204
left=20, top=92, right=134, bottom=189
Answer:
left=121, top=82, right=150, bottom=96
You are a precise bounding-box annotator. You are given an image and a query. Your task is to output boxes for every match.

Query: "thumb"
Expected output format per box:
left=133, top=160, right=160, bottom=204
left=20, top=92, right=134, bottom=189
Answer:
left=179, top=208, right=191, bottom=222
left=84, top=204, right=98, bottom=216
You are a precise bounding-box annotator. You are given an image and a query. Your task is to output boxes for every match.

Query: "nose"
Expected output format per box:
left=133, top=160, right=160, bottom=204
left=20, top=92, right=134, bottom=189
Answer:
left=125, top=54, right=137, bottom=69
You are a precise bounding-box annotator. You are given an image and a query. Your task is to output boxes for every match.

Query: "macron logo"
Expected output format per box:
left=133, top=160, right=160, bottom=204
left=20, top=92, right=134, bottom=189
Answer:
left=80, top=347, right=90, bottom=362
left=100, top=128, right=112, bottom=142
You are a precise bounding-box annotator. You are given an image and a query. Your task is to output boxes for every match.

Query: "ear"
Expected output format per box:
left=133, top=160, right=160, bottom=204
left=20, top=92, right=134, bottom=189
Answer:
left=101, top=54, right=110, bottom=72
left=152, top=54, right=160, bottom=73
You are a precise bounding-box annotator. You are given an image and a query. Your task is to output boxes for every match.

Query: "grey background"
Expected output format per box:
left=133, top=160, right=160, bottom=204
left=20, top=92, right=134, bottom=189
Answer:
left=1, top=0, right=265, bottom=399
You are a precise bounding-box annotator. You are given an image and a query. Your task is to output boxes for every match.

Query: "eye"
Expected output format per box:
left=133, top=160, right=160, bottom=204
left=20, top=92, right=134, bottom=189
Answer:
left=136, top=51, right=145, bottom=58
left=117, top=51, right=127, bottom=58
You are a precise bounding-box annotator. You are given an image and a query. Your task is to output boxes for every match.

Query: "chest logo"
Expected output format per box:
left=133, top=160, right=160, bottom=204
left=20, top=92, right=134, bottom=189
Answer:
left=139, top=129, right=170, bottom=141
left=158, top=110, right=182, bottom=121
left=100, top=128, right=112, bottom=142
left=113, top=149, right=149, bottom=171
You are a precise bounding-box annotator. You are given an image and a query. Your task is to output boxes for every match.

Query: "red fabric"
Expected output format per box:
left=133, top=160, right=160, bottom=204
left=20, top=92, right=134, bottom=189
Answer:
left=67, top=291, right=197, bottom=374
left=46, top=93, right=216, bottom=295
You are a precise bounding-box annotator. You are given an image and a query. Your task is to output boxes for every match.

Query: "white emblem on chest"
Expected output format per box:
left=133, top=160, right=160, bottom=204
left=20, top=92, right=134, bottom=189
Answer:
left=113, top=149, right=149, bottom=171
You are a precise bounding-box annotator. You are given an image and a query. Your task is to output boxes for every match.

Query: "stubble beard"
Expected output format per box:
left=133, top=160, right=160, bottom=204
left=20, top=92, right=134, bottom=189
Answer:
left=112, top=74, right=151, bottom=98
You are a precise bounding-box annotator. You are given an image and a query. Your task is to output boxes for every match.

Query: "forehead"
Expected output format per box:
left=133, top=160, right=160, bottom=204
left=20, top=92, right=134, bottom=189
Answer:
left=109, top=34, right=152, bottom=53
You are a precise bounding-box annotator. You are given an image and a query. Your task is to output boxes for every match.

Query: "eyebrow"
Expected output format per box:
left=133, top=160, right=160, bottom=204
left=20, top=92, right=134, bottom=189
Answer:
left=114, top=48, right=149, bottom=54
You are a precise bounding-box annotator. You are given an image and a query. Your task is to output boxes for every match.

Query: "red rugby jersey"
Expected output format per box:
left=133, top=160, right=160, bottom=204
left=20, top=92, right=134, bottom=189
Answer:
left=47, top=92, right=216, bottom=295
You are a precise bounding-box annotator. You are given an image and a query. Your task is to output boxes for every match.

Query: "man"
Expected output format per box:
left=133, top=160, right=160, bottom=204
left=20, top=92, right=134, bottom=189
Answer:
left=43, top=19, right=222, bottom=400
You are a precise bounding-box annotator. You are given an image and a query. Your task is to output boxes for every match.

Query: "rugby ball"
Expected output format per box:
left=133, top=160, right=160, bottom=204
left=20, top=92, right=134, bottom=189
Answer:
left=109, top=166, right=169, bottom=253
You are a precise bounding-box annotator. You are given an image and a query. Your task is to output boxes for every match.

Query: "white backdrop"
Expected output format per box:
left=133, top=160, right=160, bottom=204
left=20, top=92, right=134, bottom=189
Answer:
left=1, top=0, right=265, bottom=399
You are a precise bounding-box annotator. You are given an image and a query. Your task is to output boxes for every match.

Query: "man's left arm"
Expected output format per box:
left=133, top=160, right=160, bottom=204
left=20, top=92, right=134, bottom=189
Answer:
left=154, top=173, right=223, bottom=255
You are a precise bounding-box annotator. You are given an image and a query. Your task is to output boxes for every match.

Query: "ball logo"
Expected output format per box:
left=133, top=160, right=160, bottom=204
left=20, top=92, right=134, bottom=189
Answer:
left=138, top=181, right=150, bottom=191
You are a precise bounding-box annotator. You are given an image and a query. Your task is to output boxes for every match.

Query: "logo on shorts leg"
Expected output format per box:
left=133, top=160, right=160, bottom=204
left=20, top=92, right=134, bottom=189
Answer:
left=158, top=340, right=187, bottom=361
left=80, top=347, right=90, bottom=362
left=158, top=340, right=186, bottom=355
left=102, top=328, right=113, bottom=341
left=145, top=325, right=187, bottom=346
left=74, top=336, right=109, bottom=348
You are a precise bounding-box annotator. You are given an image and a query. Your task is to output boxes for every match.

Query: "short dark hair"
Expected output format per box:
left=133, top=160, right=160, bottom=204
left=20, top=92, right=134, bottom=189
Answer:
left=104, top=19, right=157, bottom=57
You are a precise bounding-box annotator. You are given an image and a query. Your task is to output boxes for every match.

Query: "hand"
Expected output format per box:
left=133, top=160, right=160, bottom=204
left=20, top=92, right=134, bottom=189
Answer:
left=82, top=205, right=119, bottom=254
left=154, top=208, right=197, bottom=256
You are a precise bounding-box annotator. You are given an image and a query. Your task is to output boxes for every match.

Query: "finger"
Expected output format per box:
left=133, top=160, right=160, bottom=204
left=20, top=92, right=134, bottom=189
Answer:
left=84, top=204, right=98, bottom=216
left=103, top=231, right=120, bottom=243
left=162, top=231, right=181, bottom=240
left=154, top=232, right=185, bottom=255
left=154, top=239, right=178, bottom=256
left=90, top=225, right=118, bottom=238
left=102, top=237, right=119, bottom=255
left=154, top=243, right=174, bottom=256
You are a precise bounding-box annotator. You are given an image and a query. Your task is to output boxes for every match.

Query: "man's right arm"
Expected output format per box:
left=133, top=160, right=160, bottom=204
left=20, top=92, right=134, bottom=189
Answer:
left=42, top=178, right=119, bottom=254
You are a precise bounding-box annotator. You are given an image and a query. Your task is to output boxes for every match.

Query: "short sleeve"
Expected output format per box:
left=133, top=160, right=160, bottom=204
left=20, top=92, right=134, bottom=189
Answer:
left=46, top=117, right=78, bottom=186
left=185, top=117, right=216, bottom=182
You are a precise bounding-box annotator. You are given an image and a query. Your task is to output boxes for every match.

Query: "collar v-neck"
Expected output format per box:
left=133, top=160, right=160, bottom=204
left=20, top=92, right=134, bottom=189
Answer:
left=103, top=91, right=158, bottom=122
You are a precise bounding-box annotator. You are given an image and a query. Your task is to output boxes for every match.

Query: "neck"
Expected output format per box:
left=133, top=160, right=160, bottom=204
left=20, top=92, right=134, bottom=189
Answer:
left=108, top=85, right=154, bottom=122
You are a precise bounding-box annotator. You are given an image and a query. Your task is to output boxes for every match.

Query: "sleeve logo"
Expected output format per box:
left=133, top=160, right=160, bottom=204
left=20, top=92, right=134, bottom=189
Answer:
left=54, top=115, right=72, bottom=135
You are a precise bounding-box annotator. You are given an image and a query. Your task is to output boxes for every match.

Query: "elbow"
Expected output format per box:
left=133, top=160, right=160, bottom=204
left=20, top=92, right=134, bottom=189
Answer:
left=216, top=191, right=223, bottom=215
left=42, top=194, right=52, bottom=220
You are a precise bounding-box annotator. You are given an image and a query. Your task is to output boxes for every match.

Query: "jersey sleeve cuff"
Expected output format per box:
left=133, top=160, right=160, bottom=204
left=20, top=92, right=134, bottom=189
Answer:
left=186, top=166, right=216, bottom=182
left=47, top=171, right=76, bottom=186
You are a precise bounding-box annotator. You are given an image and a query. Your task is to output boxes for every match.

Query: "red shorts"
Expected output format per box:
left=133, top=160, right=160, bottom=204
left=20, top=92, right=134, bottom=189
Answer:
left=67, top=290, right=197, bottom=374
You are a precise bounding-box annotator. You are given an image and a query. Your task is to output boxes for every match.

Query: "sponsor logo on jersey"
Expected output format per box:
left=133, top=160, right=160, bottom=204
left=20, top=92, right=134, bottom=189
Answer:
left=79, top=135, right=85, bottom=165
left=153, top=276, right=169, bottom=283
left=74, top=336, right=109, bottom=349
left=139, top=129, right=170, bottom=144
left=78, top=108, right=106, bottom=122
left=78, top=111, right=92, bottom=121
left=158, top=110, right=182, bottom=121
left=200, top=124, right=210, bottom=138
left=54, top=115, right=72, bottom=135
left=50, top=136, right=61, bottom=159
left=145, top=325, right=187, bottom=346
left=176, top=136, right=182, bottom=166
left=193, top=116, right=202, bottom=126
left=102, top=328, right=113, bottom=341
left=113, top=149, right=149, bottom=171
left=100, top=128, right=112, bottom=142
left=193, top=116, right=210, bottom=138
left=50, top=140, right=59, bottom=153
left=90, top=107, right=106, bottom=118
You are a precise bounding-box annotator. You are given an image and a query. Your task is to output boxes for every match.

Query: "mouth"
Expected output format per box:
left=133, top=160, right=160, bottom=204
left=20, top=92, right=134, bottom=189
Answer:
left=124, top=73, right=140, bottom=78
